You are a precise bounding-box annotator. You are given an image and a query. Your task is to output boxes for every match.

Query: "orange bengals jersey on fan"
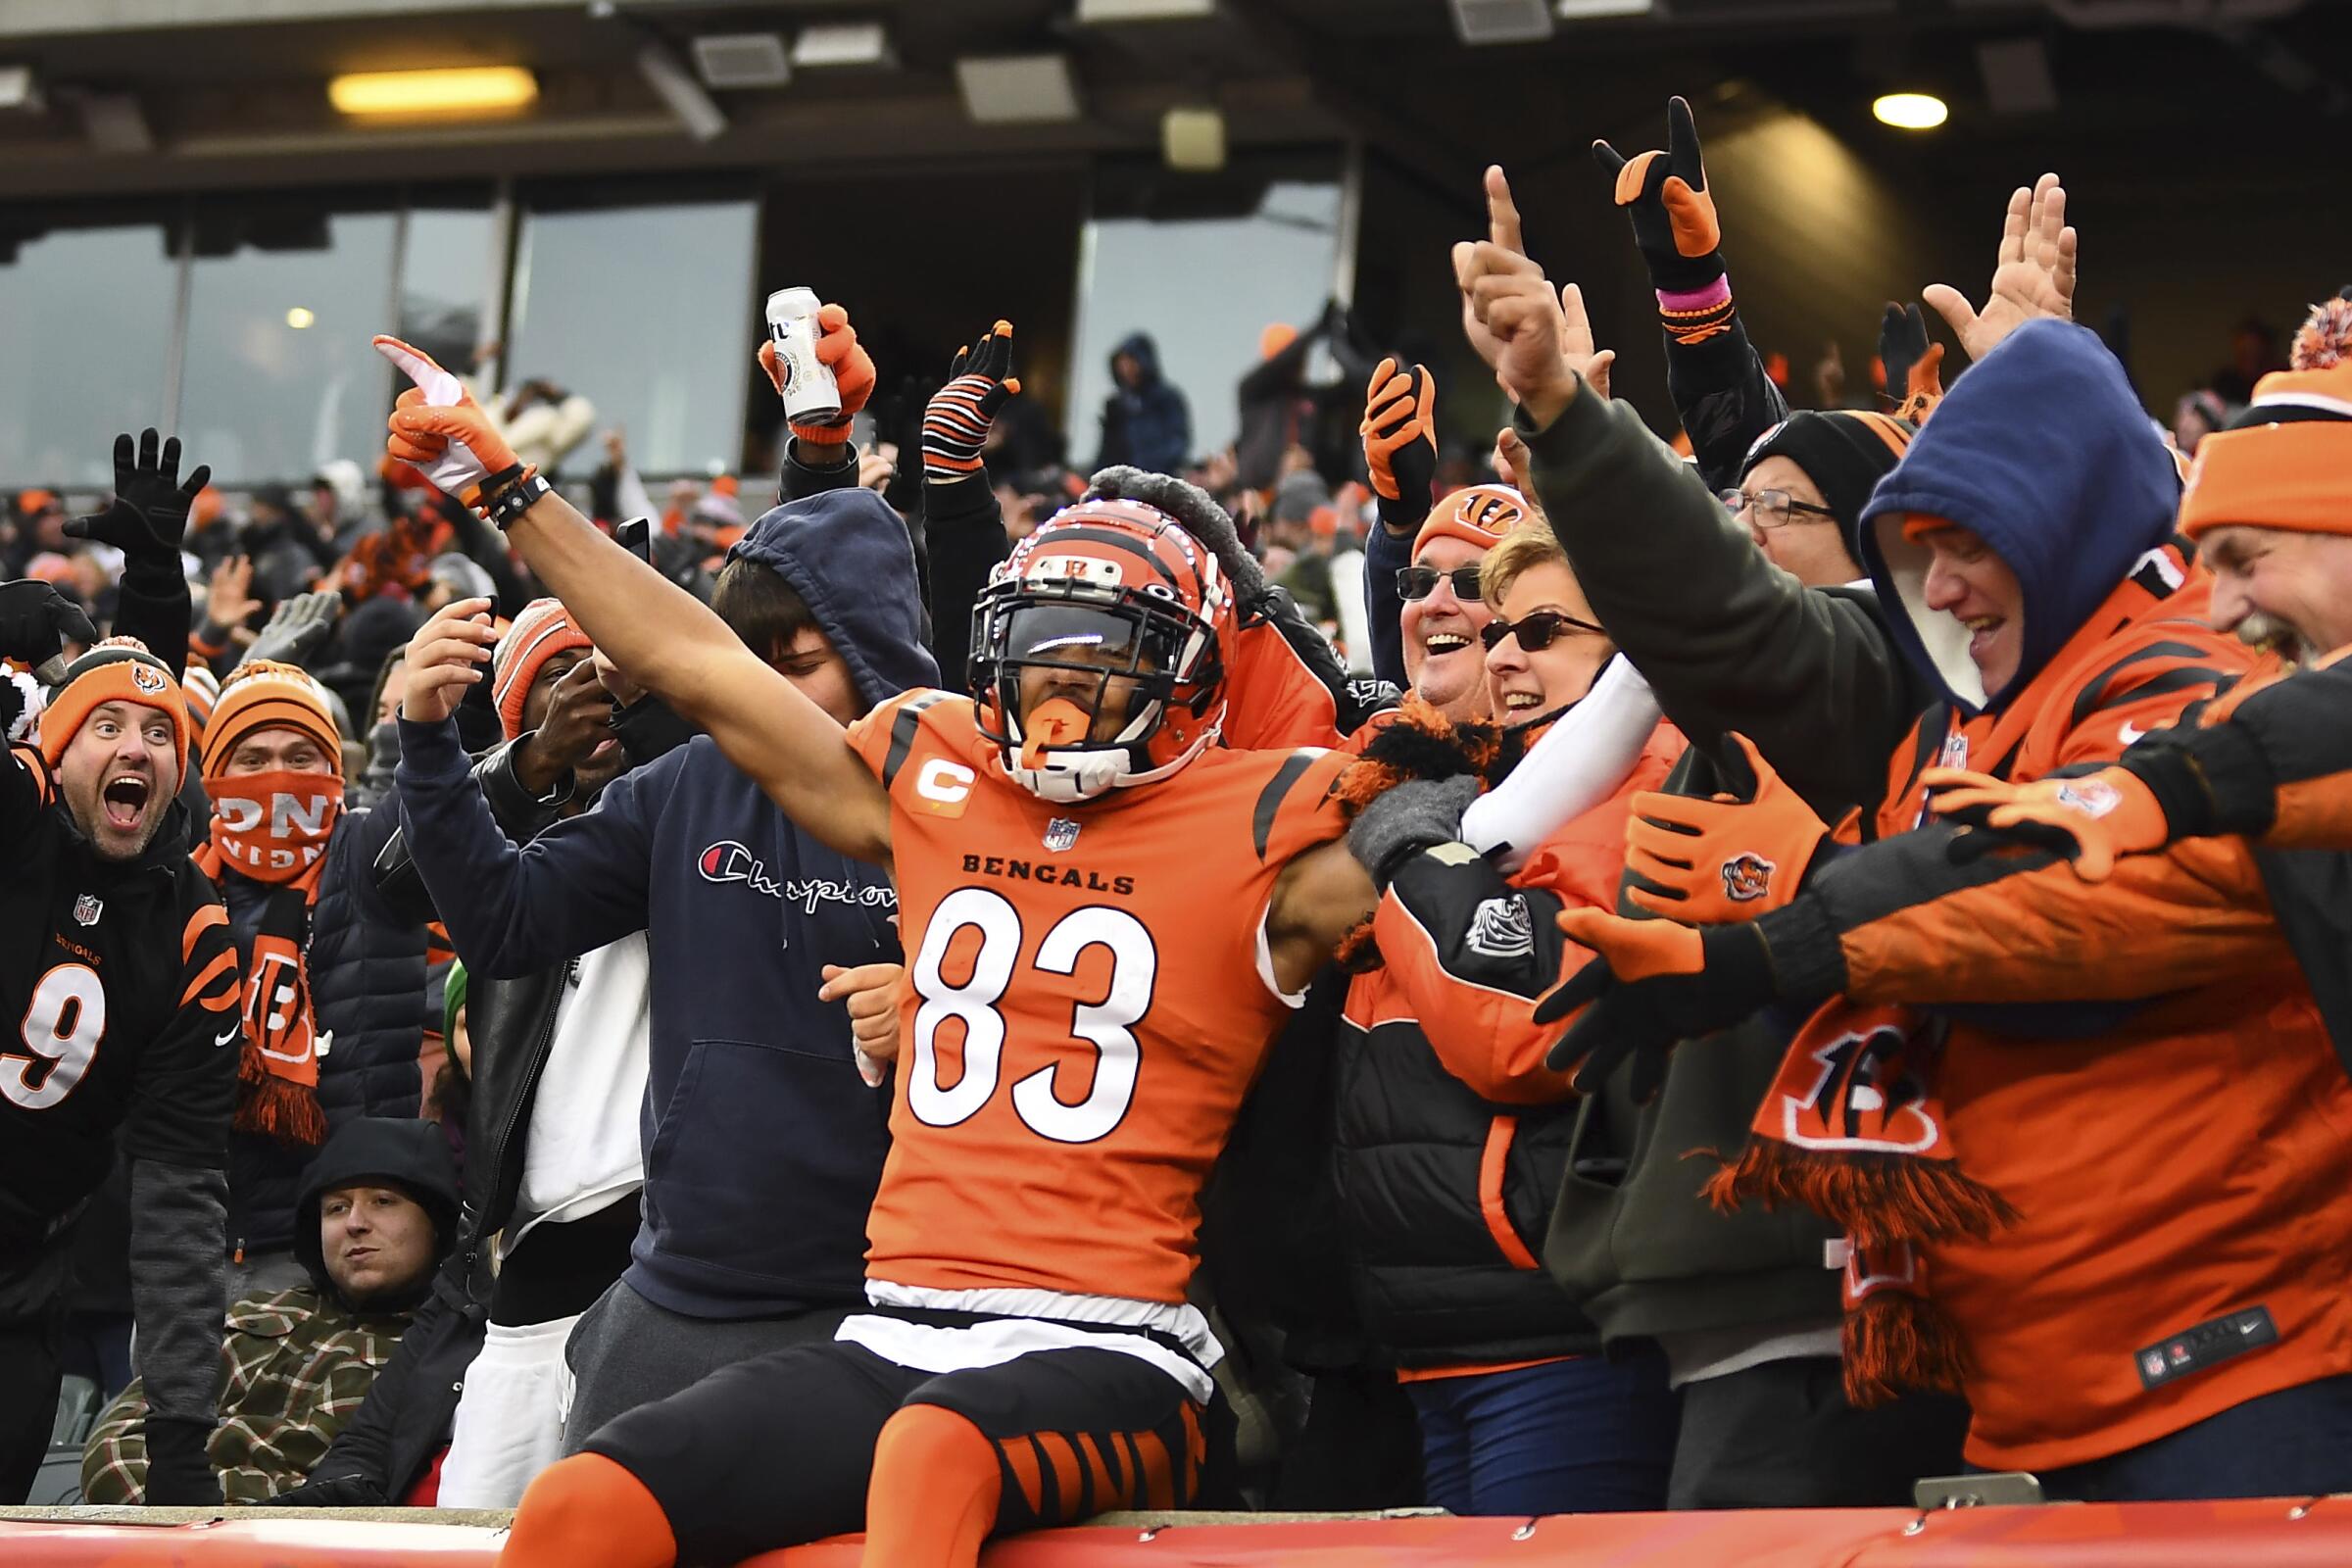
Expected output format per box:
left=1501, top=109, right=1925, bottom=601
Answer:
left=845, top=689, right=1351, bottom=1305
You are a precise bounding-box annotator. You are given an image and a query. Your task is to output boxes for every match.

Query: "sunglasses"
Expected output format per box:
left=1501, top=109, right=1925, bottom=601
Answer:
left=1479, top=608, right=1608, bottom=654
left=1396, top=564, right=1486, bottom=602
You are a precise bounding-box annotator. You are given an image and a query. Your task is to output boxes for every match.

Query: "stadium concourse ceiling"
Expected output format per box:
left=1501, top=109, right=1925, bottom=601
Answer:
left=0, top=0, right=2345, bottom=202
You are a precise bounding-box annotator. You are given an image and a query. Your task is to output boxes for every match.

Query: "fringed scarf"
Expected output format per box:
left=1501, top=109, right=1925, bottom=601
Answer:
left=1706, top=998, right=2017, bottom=1404
left=192, top=774, right=341, bottom=1147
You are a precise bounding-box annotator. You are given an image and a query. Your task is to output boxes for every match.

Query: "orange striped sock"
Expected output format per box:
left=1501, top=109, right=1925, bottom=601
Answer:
left=861, top=1404, right=1001, bottom=1568
left=501, top=1453, right=676, bottom=1568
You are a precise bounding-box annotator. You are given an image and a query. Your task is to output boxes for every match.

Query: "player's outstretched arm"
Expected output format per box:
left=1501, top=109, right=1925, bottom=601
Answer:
left=1265, top=837, right=1379, bottom=996
left=374, top=334, right=890, bottom=864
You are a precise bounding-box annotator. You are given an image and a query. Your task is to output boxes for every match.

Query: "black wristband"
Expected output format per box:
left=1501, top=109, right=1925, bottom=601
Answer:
left=484, top=470, right=552, bottom=532
left=2128, top=729, right=2260, bottom=840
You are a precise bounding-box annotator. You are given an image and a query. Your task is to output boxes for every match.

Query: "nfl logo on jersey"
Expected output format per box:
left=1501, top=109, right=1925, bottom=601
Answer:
left=73, top=894, right=103, bottom=926
left=1043, top=817, right=1082, bottom=853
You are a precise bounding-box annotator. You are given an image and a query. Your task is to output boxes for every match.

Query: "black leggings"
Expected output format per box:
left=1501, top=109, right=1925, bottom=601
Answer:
left=585, top=1332, right=1204, bottom=1567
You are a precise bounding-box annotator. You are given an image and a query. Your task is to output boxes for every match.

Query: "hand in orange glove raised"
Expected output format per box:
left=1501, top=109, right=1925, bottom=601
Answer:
left=1925, top=764, right=2168, bottom=883
left=373, top=336, right=522, bottom=506
left=1624, top=732, right=1832, bottom=922
left=757, top=302, right=876, bottom=451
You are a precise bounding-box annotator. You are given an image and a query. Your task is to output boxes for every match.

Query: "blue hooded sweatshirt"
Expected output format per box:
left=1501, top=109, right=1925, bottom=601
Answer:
left=395, top=489, right=938, bottom=1317
left=1856, top=319, right=2180, bottom=716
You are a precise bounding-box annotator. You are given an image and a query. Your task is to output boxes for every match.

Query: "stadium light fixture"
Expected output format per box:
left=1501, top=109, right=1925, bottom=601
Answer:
left=1872, top=92, right=1948, bottom=130
left=956, top=55, right=1080, bottom=124
left=328, top=67, right=538, bottom=118
left=285, top=307, right=316, bottom=329
left=1162, top=106, right=1225, bottom=172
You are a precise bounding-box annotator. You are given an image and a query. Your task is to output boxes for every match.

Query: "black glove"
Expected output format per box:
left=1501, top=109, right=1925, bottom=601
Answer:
left=1535, top=911, right=1776, bottom=1101
left=141, top=1415, right=224, bottom=1506
left=921, top=321, right=1021, bottom=485
left=1346, top=774, right=1484, bottom=892
left=63, top=429, right=212, bottom=568
left=1592, top=97, right=1726, bottom=297
left=0, top=578, right=98, bottom=670
left=1360, top=358, right=1438, bottom=536
left=246, top=589, right=343, bottom=670
left=264, top=1471, right=389, bottom=1508
left=1878, top=302, right=1945, bottom=418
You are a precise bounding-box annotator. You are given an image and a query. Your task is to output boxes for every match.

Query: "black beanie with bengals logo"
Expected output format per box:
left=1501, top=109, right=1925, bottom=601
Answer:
left=1741, top=410, right=1918, bottom=564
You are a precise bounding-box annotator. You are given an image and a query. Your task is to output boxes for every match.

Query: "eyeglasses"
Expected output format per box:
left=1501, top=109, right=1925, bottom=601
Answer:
left=1479, top=608, right=1608, bottom=654
left=1719, top=488, right=1841, bottom=530
left=1396, top=564, right=1486, bottom=603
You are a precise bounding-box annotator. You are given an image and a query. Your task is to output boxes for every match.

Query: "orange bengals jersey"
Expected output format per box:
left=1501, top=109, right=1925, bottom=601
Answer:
left=845, top=689, right=1351, bottom=1305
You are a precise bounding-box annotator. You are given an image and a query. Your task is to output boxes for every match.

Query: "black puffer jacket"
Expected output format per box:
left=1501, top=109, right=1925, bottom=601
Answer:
left=223, top=800, right=430, bottom=1259
left=1331, top=1004, right=1596, bottom=1371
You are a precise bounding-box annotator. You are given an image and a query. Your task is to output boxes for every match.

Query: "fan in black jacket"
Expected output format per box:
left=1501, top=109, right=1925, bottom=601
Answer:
left=0, top=585, right=239, bottom=1507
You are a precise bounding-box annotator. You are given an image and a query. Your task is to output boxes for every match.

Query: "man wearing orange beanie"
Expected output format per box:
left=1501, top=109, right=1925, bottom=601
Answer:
left=195, top=659, right=437, bottom=1298
left=0, top=583, right=238, bottom=1507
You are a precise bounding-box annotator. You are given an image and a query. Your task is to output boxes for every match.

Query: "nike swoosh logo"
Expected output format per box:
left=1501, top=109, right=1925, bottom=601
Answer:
left=213, top=1025, right=241, bottom=1049
left=2118, top=721, right=2146, bottom=746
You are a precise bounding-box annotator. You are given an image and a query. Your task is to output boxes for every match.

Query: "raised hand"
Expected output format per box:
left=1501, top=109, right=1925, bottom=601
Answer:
left=515, top=656, right=618, bottom=800
left=204, top=555, right=262, bottom=637
left=374, top=337, right=522, bottom=504
left=1455, top=166, right=1531, bottom=375
left=1592, top=96, right=1725, bottom=296
left=1360, top=357, right=1437, bottom=533
left=64, top=429, right=212, bottom=564
left=401, top=596, right=497, bottom=725
left=246, top=590, right=344, bottom=671
left=1878, top=302, right=1945, bottom=419
left=921, top=320, right=1021, bottom=484
left=1923, top=173, right=2077, bottom=364
left=759, top=303, right=877, bottom=448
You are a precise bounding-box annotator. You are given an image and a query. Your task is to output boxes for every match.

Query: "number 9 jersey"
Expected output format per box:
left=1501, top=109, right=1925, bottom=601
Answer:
left=2, top=742, right=241, bottom=1255
left=846, top=690, right=1350, bottom=1308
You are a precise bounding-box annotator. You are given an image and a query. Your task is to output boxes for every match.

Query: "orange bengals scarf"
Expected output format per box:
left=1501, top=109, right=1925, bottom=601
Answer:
left=1706, top=1000, right=2017, bottom=1406
left=192, top=773, right=343, bottom=1147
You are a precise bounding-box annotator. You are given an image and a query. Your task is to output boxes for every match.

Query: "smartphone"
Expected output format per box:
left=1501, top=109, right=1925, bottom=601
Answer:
left=615, top=515, right=654, bottom=564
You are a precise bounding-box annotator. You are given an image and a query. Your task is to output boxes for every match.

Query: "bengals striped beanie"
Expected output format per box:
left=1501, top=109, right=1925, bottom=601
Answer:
left=2180, top=296, right=2352, bottom=543
left=492, top=598, right=592, bottom=741
left=203, top=660, right=343, bottom=783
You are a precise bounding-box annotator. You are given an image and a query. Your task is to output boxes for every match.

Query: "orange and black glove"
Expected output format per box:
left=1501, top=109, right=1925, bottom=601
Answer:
left=759, top=302, right=877, bottom=454
left=921, top=320, right=1021, bottom=485
left=1592, top=96, right=1725, bottom=299
left=1536, top=906, right=1775, bottom=1101
left=1624, top=733, right=1832, bottom=922
left=1879, top=302, right=1945, bottom=423
left=374, top=336, right=524, bottom=507
left=1360, top=357, right=1437, bottom=535
left=1926, top=764, right=2171, bottom=883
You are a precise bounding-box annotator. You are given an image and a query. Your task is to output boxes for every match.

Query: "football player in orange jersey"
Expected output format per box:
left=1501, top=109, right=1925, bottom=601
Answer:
left=370, top=334, right=1385, bottom=1568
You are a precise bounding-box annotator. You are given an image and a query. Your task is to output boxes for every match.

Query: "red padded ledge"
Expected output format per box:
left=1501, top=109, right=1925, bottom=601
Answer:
left=4, top=1498, right=2349, bottom=1566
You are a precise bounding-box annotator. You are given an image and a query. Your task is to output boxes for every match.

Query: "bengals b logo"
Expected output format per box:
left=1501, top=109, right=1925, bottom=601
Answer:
left=1720, top=853, right=1775, bottom=904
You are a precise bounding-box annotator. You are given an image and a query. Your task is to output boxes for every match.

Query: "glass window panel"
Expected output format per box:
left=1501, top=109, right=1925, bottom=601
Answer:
left=180, top=211, right=399, bottom=485
left=397, top=206, right=497, bottom=372
left=1066, top=179, right=1343, bottom=466
left=507, top=200, right=757, bottom=476
left=0, top=225, right=175, bottom=488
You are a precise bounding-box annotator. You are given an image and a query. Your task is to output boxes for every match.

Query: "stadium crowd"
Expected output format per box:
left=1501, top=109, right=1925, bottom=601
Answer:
left=6, top=93, right=2352, bottom=1566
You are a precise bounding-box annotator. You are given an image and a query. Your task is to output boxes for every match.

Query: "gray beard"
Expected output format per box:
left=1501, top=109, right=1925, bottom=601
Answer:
left=2234, top=612, right=2314, bottom=666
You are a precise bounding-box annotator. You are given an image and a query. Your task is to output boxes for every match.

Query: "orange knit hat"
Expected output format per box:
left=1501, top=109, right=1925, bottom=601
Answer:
left=202, top=661, right=343, bottom=783
left=1412, top=483, right=1529, bottom=561
left=2180, top=296, right=2352, bottom=543
left=492, top=598, right=592, bottom=740
left=37, top=638, right=189, bottom=779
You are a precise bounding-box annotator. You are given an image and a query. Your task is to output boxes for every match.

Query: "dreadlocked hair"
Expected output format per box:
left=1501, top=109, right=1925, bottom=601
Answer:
left=1084, top=465, right=1267, bottom=604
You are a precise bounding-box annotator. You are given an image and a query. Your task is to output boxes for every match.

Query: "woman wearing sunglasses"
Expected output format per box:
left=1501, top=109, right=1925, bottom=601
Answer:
left=1330, top=520, right=1687, bottom=1517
